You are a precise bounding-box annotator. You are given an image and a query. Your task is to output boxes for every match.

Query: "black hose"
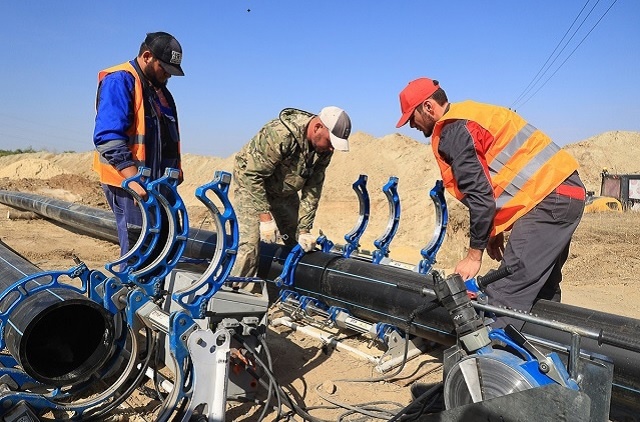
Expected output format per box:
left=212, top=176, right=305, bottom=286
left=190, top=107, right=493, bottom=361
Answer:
left=256, top=334, right=275, bottom=422
left=232, top=333, right=330, bottom=422
left=387, top=383, right=443, bottom=422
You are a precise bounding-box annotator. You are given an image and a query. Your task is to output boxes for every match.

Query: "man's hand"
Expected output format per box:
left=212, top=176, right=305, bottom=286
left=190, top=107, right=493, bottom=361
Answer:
left=487, top=233, right=505, bottom=261
left=259, top=219, right=280, bottom=243
left=454, top=248, right=483, bottom=280
left=297, top=232, right=317, bottom=252
left=129, top=181, right=148, bottom=200
left=120, top=166, right=148, bottom=200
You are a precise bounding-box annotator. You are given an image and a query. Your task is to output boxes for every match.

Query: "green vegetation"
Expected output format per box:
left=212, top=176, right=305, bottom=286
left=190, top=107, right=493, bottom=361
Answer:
left=0, top=147, right=37, bottom=158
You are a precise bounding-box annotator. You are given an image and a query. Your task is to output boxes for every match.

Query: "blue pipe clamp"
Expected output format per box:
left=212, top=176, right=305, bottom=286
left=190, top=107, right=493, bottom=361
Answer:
left=105, top=167, right=162, bottom=283
left=343, top=174, right=370, bottom=258
left=172, top=171, right=239, bottom=319
left=128, top=168, right=189, bottom=297
left=418, top=180, right=448, bottom=274
left=372, top=176, right=401, bottom=264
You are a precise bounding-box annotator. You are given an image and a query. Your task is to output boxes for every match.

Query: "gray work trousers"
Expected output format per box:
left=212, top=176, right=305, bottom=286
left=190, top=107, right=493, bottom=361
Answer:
left=486, top=181, right=585, bottom=330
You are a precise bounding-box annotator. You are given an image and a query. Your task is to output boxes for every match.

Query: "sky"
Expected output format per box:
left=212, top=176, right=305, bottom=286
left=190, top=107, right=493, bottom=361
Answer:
left=0, top=1, right=638, bottom=158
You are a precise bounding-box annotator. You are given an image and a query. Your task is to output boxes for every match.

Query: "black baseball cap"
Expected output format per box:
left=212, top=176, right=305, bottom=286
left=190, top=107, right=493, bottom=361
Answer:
left=144, top=32, right=184, bottom=76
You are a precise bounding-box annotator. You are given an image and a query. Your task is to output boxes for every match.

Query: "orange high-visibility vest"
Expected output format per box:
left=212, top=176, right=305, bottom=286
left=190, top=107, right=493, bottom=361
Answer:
left=92, top=61, right=147, bottom=186
left=432, top=101, right=579, bottom=235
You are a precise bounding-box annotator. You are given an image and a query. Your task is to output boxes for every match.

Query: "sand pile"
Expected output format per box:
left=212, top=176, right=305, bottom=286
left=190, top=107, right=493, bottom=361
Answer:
left=0, top=158, right=71, bottom=179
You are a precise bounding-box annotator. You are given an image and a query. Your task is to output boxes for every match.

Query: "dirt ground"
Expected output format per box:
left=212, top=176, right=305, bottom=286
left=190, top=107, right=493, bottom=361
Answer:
left=0, top=132, right=639, bottom=421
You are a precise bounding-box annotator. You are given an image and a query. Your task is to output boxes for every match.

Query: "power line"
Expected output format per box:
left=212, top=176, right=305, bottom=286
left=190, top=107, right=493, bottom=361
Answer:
left=514, top=0, right=619, bottom=110
left=510, top=0, right=618, bottom=110
left=510, top=0, right=593, bottom=109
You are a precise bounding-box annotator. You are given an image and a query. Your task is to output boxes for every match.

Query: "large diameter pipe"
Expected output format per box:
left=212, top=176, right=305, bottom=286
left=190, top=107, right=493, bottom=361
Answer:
left=259, top=245, right=454, bottom=345
left=257, top=244, right=640, bottom=411
left=0, top=240, right=115, bottom=387
left=0, top=190, right=120, bottom=243
left=0, top=190, right=219, bottom=259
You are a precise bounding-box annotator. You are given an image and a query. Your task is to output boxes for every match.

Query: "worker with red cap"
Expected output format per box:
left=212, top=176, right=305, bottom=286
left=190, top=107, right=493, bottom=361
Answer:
left=396, top=77, right=586, bottom=329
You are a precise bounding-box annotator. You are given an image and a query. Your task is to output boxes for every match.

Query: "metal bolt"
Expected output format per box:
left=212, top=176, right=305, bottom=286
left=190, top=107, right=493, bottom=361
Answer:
left=539, top=362, right=549, bottom=373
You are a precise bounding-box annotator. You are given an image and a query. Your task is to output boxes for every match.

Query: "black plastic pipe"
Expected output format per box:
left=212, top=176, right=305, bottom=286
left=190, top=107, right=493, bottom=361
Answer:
left=259, top=245, right=454, bottom=344
left=0, top=240, right=115, bottom=387
left=0, top=190, right=219, bottom=259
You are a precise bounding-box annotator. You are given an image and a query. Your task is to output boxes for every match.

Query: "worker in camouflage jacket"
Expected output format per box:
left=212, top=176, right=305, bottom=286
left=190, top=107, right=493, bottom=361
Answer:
left=231, top=106, right=352, bottom=280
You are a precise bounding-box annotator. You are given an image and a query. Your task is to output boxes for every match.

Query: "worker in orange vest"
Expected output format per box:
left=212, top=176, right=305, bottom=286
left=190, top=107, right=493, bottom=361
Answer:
left=396, top=77, right=585, bottom=330
left=93, top=32, right=184, bottom=262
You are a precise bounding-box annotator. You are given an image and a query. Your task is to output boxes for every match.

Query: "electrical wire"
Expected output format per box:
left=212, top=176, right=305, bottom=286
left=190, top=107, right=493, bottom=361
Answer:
left=233, top=332, right=331, bottom=422
left=256, top=333, right=277, bottom=421
left=0, top=112, right=90, bottom=151
left=387, top=383, right=443, bottom=422
left=514, top=0, right=619, bottom=109
left=313, top=385, right=404, bottom=421
left=510, top=0, right=594, bottom=109
left=510, top=0, right=619, bottom=110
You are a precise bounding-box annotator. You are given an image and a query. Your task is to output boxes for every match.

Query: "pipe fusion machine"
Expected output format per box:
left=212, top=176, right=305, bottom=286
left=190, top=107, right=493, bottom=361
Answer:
left=0, top=169, right=638, bottom=421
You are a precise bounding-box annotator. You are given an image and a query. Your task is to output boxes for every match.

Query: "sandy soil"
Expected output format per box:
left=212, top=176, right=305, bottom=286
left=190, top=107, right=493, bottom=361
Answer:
left=0, top=130, right=639, bottom=421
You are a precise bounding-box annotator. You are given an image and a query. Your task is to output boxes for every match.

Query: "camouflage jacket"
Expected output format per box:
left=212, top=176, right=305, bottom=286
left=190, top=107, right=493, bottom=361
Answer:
left=234, top=108, right=333, bottom=231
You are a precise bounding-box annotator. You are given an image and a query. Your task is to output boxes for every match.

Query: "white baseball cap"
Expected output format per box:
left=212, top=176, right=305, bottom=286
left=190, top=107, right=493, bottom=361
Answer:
left=318, top=106, right=352, bottom=151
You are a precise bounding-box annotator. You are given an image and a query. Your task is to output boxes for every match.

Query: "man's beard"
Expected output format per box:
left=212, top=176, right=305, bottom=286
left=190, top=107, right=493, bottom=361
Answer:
left=422, top=121, right=435, bottom=138
left=147, top=75, right=167, bottom=89
left=142, top=66, right=167, bottom=89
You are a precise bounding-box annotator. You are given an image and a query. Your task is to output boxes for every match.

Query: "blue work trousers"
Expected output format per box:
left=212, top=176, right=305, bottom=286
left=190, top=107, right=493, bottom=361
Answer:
left=102, top=184, right=143, bottom=257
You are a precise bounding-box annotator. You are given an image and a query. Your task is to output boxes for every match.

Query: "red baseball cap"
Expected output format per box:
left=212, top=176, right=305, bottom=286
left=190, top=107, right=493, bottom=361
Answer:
left=395, top=78, right=440, bottom=128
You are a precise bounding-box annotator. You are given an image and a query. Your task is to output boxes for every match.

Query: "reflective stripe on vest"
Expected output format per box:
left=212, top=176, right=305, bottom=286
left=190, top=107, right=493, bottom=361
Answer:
left=432, top=100, right=579, bottom=235
left=92, top=61, right=147, bottom=186
left=491, top=124, right=562, bottom=208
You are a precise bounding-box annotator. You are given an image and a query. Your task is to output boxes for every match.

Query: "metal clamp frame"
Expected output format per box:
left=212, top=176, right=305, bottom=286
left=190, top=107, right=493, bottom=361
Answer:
left=418, top=180, right=448, bottom=274
left=343, top=174, right=370, bottom=258
left=274, top=244, right=306, bottom=287
left=316, top=230, right=334, bottom=253
left=172, top=171, right=239, bottom=319
left=372, top=176, right=401, bottom=264
left=105, top=167, right=161, bottom=282
left=129, top=168, right=189, bottom=297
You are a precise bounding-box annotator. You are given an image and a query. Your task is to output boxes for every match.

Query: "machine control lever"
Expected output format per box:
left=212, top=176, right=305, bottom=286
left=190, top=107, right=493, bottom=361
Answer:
left=465, top=266, right=514, bottom=295
left=504, top=324, right=570, bottom=387
left=476, top=266, right=514, bottom=289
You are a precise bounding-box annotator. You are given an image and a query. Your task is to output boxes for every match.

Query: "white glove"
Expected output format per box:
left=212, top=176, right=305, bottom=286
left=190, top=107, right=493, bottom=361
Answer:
left=298, top=232, right=317, bottom=252
left=259, top=219, right=280, bottom=243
